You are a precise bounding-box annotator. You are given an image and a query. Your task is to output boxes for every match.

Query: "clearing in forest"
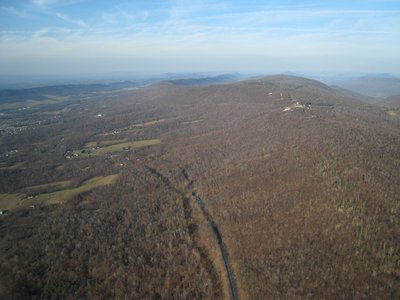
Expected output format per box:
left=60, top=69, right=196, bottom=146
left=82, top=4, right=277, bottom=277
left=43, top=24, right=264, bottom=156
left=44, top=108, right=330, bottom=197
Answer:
left=72, top=139, right=160, bottom=157
left=0, top=174, right=119, bottom=210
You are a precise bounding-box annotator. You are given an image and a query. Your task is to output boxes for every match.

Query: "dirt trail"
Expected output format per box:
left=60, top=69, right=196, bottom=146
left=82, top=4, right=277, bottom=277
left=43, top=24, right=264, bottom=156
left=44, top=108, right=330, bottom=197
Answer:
left=190, top=190, right=238, bottom=300
left=147, top=166, right=238, bottom=300
left=182, top=169, right=238, bottom=300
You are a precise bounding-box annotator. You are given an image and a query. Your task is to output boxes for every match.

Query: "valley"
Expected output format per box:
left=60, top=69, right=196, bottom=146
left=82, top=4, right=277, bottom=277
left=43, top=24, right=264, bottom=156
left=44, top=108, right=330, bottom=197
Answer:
left=0, top=75, right=399, bottom=299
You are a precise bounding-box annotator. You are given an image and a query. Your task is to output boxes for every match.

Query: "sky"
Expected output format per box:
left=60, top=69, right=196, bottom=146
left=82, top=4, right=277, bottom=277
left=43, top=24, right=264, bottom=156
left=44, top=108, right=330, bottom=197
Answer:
left=0, top=0, right=400, bottom=78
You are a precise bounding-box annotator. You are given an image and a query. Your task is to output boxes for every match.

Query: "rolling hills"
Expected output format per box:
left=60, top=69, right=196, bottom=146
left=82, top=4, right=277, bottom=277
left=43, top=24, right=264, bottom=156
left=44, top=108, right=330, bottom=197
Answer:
left=0, top=75, right=399, bottom=299
left=333, top=75, right=400, bottom=98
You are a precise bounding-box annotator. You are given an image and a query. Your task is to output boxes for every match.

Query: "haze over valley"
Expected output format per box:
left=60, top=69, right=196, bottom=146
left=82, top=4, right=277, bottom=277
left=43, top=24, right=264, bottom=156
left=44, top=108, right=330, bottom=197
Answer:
left=0, top=1, right=399, bottom=299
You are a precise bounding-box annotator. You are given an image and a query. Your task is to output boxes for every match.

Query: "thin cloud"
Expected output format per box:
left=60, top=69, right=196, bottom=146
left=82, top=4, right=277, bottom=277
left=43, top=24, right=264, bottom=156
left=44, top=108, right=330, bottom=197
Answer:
left=1, top=6, right=31, bottom=18
left=1, top=1, right=399, bottom=75
left=32, top=0, right=58, bottom=6
left=181, top=9, right=400, bottom=25
left=55, top=12, right=89, bottom=28
left=31, top=0, right=86, bottom=8
left=32, top=27, right=50, bottom=39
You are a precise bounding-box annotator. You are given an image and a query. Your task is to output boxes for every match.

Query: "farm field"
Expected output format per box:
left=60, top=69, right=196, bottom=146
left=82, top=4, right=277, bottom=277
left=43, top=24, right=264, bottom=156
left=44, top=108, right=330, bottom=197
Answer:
left=0, top=75, right=399, bottom=299
left=2, top=0, right=400, bottom=298
left=0, top=175, right=118, bottom=210
left=70, top=139, right=161, bottom=158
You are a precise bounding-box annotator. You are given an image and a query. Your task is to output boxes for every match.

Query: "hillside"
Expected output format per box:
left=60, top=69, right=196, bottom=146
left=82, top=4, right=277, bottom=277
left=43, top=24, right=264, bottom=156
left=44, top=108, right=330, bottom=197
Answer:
left=334, top=76, right=400, bottom=98
left=383, top=95, right=400, bottom=108
left=167, top=73, right=244, bottom=86
left=0, top=81, right=141, bottom=104
left=331, top=85, right=377, bottom=103
left=0, top=75, right=399, bottom=299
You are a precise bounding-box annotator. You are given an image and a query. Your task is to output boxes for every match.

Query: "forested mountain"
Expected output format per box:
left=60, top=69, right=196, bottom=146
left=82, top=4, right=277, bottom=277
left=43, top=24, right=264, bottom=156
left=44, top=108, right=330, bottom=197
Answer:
left=0, top=75, right=399, bottom=299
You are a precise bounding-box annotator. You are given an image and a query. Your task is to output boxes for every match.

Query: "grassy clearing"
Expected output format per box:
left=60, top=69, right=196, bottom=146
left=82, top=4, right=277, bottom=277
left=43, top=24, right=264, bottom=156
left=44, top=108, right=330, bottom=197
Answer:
left=74, top=139, right=160, bottom=157
left=132, top=119, right=166, bottom=127
left=96, top=140, right=160, bottom=155
left=0, top=193, right=26, bottom=211
left=22, top=180, right=73, bottom=193
left=32, top=174, right=119, bottom=205
left=96, top=119, right=166, bottom=137
left=82, top=139, right=128, bottom=150
left=83, top=141, right=97, bottom=148
left=0, top=162, right=25, bottom=171
left=98, top=139, right=128, bottom=146
left=43, top=95, right=70, bottom=101
left=0, top=98, right=60, bottom=111
left=387, top=110, right=398, bottom=117
left=0, top=174, right=118, bottom=210
left=182, top=119, right=203, bottom=125
left=42, top=107, right=72, bottom=115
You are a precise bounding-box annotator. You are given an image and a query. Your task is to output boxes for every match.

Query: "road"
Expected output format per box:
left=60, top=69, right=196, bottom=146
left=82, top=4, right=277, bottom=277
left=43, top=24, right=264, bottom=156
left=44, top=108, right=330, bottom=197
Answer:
left=147, top=166, right=238, bottom=300
left=191, top=191, right=238, bottom=300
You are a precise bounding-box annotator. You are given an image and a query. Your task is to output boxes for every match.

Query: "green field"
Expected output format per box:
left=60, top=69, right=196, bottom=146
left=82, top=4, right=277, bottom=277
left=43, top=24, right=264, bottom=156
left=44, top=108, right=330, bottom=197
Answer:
left=98, top=139, right=128, bottom=146
left=95, top=140, right=160, bottom=155
left=132, top=118, right=166, bottom=127
left=0, top=174, right=119, bottom=210
left=32, top=174, right=119, bottom=205
left=0, top=193, right=26, bottom=211
left=83, top=139, right=127, bottom=149
left=42, top=107, right=72, bottom=115
left=0, top=98, right=60, bottom=111
left=83, top=141, right=98, bottom=148
left=0, top=162, right=25, bottom=171
left=22, top=179, right=73, bottom=193
left=74, top=139, right=160, bottom=157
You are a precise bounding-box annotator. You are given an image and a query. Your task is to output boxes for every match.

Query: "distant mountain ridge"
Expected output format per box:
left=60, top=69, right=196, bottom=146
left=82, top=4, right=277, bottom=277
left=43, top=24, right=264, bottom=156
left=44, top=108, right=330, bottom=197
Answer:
left=0, top=73, right=248, bottom=103
left=0, top=72, right=399, bottom=299
left=0, top=81, right=140, bottom=103
left=2, top=73, right=398, bottom=106
left=383, top=95, right=400, bottom=108
left=166, top=73, right=244, bottom=86
left=330, top=85, right=377, bottom=103
left=361, top=73, right=398, bottom=79
left=334, top=76, right=400, bottom=98
left=243, top=74, right=333, bottom=93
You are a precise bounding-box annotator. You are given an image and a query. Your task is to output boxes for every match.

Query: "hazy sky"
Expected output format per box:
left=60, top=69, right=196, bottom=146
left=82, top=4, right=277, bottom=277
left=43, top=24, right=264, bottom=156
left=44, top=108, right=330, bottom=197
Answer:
left=1, top=0, right=400, bottom=76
